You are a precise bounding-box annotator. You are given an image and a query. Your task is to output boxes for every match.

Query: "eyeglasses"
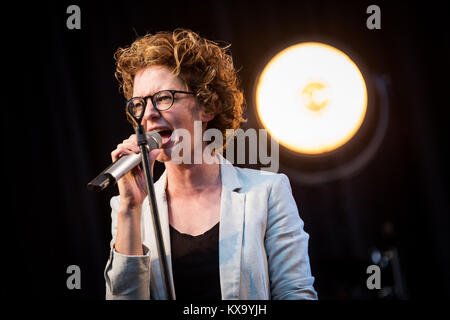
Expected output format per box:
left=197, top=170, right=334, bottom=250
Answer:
left=126, top=89, right=195, bottom=120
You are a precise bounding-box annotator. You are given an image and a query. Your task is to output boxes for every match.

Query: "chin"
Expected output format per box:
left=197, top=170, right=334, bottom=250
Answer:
left=156, top=148, right=172, bottom=163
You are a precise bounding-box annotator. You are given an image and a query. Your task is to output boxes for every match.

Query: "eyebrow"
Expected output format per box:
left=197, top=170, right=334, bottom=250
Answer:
left=132, top=88, right=186, bottom=99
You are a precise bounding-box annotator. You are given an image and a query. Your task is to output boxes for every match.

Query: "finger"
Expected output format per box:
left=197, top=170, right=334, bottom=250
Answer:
left=123, top=134, right=138, bottom=145
left=122, top=137, right=140, bottom=152
left=148, top=148, right=161, bottom=163
left=111, top=135, right=139, bottom=161
left=111, top=143, right=137, bottom=161
left=111, top=147, right=130, bottom=162
left=120, top=139, right=141, bottom=152
left=120, top=142, right=140, bottom=154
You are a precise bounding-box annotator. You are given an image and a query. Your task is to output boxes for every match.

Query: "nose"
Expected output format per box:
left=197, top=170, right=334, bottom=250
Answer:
left=141, top=98, right=161, bottom=126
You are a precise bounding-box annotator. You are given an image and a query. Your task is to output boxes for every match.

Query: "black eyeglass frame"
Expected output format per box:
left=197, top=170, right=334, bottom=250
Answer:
left=126, top=89, right=195, bottom=122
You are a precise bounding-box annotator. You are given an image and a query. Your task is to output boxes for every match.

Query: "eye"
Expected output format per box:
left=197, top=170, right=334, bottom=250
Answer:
left=155, top=92, right=172, bottom=102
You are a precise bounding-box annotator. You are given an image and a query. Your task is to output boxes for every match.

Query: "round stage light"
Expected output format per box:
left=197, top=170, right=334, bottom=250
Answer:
left=256, top=42, right=368, bottom=154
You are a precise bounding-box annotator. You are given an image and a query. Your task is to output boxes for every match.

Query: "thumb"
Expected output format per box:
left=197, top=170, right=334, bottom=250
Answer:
left=148, top=148, right=161, bottom=163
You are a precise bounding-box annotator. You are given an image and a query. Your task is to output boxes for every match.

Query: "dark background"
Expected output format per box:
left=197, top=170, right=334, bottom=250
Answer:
left=6, top=0, right=449, bottom=300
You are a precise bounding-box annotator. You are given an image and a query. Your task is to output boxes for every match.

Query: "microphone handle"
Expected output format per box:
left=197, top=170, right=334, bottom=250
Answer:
left=87, top=152, right=141, bottom=192
left=87, top=131, right=161, bottom=192
left=104, top=152, right=142, bottom=182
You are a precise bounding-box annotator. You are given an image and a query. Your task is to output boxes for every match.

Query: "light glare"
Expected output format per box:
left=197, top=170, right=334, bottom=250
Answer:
left=256, top=42, right=367, bottom=154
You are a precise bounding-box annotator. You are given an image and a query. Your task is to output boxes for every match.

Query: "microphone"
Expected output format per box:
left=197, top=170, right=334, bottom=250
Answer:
left=87, top=131, right=162, bottom=192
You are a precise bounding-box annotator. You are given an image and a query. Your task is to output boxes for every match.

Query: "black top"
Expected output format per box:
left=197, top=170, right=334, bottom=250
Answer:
left=170, top=222, right=221, bottom=300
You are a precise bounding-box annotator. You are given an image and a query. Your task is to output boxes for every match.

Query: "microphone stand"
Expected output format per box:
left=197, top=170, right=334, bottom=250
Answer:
left=135, top=124, right=173, bottom=300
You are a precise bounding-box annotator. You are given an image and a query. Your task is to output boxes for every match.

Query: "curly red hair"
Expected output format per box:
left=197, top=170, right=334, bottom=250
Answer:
left=114, top=28, right=246, bottom=146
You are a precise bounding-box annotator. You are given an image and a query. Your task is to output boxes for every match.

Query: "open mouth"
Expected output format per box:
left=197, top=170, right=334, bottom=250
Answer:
left=153, top=128, right=173, bottom=146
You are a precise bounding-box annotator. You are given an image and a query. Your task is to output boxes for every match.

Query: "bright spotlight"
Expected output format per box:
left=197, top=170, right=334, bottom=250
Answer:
left=256, top=42, right=368, bottom=154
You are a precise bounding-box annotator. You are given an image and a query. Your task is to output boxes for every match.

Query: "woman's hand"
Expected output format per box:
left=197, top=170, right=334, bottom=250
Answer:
left=111, top=134, right=161, bottom=213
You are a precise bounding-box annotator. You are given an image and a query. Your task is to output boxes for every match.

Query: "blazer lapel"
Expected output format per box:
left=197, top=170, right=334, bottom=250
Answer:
left=147, top=156, right=246, bottom=300
left=218, top=155, right=245, bottom=300
left=144, top=171, right=176, bottom=300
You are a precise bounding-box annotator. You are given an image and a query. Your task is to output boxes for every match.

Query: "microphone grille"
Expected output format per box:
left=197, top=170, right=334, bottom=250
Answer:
left=146, top=131, right=162, bottom=149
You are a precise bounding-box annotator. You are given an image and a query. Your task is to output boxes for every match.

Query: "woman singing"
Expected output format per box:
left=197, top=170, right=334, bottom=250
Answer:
left=104, top=28, right=318, bottom=300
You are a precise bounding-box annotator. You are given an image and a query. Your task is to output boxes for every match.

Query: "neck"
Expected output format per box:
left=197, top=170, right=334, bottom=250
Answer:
left=165, top=159, right=220, bottom=197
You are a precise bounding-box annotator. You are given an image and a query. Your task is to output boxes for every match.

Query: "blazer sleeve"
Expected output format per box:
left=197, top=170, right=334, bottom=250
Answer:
left=264, top=174, right=318, bottom=300
left=104, top=196, right=151, bottom=300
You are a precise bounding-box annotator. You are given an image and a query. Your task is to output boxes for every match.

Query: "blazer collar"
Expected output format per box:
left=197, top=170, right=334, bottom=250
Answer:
left=217, top=153, right=242, bottom=192
left=216, top=153, right=245, bottom=299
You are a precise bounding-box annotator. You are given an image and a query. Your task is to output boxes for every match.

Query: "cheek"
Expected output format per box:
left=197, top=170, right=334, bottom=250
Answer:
left=172, top=104, right=203, bottom=130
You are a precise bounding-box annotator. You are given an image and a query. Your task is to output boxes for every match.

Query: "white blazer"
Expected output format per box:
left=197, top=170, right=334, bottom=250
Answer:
left=104, top=155, right=318, bottom=300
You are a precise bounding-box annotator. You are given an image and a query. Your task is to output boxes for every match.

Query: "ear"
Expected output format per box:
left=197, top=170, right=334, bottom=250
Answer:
left=201, top=112, right=215, bottom=123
